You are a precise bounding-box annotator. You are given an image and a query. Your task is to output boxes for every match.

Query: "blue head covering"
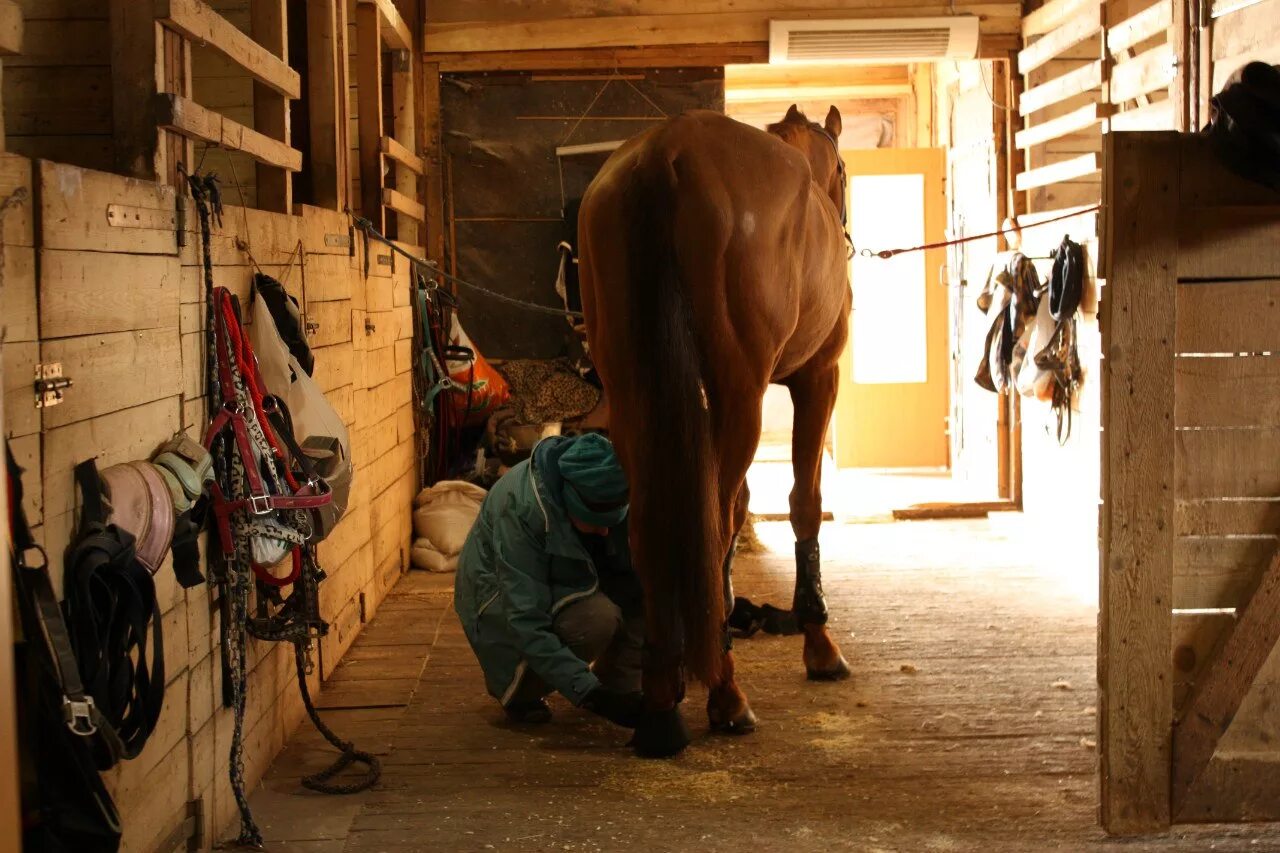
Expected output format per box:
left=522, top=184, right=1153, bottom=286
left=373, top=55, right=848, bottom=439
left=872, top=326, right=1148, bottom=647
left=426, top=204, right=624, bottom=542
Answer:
left=557, top=433, right=629, bottom=528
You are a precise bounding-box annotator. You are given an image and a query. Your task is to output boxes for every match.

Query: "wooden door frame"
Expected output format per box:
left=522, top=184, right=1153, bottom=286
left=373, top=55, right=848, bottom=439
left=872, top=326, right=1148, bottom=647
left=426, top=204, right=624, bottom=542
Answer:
left=0, top=361, right=22, bottom=853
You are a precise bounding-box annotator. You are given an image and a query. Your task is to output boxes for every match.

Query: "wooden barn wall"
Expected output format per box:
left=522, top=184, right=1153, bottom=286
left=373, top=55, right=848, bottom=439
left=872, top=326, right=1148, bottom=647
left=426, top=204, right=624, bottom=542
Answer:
left=191, top=0, right=262, bottom=209
left=441, top=69, right=723, bottom=359
left=1207, top=0, right=1280, bottom=93
left=935, top=61, right=1003, bottom=497
left=2, top=0, right=113, bottom=171
left=0, top=154, right=414, bottom=851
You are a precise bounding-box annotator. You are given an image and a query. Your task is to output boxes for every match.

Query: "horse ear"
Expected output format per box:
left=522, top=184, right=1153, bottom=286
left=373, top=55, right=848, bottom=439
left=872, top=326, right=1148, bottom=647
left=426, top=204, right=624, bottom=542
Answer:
left=824, top=106, right=843, bottom=140
left=784, top=104, right=803, bottom=122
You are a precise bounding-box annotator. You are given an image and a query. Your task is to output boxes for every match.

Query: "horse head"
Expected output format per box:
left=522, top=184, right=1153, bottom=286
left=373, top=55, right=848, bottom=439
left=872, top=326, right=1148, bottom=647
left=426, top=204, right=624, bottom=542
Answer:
left=767, top=104, right=847, bottom=228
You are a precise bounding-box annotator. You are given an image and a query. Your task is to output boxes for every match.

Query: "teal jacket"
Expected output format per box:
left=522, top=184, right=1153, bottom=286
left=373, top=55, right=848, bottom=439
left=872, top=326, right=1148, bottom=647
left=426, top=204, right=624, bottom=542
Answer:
left=454, top=437, right=636, bottom=707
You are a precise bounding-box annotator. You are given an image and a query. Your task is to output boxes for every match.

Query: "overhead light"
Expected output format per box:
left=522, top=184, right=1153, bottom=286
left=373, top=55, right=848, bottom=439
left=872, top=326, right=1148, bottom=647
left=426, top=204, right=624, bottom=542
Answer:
left=769, top=17, right=981, bottom=65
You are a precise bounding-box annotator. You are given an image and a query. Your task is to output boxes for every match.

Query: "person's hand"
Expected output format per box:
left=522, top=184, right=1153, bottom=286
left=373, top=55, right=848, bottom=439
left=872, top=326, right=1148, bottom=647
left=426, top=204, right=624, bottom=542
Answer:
left=581, top=687, right=643, bottom=728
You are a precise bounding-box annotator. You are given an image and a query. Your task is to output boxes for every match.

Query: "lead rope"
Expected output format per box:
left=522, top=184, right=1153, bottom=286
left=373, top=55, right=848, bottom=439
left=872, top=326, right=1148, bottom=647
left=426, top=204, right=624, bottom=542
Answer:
left=186, top=173, right=379, bottom=850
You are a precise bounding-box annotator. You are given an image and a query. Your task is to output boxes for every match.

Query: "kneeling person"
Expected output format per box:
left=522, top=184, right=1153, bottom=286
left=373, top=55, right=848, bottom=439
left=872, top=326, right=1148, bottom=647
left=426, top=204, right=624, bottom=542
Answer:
left=455, top=433, right=643, bottom=728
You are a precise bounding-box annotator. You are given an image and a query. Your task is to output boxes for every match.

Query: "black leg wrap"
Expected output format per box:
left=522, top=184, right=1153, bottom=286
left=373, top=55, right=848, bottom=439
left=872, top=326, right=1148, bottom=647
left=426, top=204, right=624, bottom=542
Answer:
left=792, top=537, right=828, bottom=626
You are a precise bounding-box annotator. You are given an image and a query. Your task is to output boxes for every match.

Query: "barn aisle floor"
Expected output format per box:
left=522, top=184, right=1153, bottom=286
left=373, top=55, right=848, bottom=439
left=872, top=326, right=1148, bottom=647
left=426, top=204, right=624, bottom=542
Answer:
left=243, top=518, right=1280, bottom=852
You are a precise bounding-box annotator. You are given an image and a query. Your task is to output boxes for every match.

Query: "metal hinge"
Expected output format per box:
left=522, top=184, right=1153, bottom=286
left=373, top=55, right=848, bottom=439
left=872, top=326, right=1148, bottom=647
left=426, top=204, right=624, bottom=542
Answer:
left=34, top=363, right=72, bottom=409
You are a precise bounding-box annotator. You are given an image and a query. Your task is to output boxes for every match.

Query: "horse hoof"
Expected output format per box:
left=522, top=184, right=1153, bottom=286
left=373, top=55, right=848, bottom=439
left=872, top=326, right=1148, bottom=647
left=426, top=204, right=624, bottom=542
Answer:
left=709, top=706, right=758, bottom=736
left=631, top=706, right=692, bottom=758
left=806, top=656, right=852, bottom=682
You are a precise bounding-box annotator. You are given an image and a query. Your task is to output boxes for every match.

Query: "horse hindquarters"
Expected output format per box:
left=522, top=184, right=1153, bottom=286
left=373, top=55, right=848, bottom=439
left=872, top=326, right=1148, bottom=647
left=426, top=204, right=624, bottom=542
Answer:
left=579, top=150, right=728, bottom=756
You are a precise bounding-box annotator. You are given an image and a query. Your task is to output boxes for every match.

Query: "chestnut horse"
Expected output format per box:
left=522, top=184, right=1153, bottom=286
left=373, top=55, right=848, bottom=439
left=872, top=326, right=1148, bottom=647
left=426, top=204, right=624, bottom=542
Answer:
left=578, top=105, right=852, bottom=756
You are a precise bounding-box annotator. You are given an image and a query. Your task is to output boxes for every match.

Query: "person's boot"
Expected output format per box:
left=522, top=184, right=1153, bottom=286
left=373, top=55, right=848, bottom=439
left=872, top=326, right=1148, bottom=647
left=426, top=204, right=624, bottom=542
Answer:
left=504, top=698, right=552, bottom=724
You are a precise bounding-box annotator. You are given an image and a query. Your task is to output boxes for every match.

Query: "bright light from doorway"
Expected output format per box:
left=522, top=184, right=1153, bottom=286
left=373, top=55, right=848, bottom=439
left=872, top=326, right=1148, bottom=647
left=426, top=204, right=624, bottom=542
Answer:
left=850, top=172, right=927, bottom=385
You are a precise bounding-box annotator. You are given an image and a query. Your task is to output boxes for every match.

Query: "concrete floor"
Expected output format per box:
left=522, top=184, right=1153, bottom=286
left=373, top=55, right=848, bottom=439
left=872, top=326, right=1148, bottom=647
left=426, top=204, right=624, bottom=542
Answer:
left=240, top=517, right=1280, bottom=852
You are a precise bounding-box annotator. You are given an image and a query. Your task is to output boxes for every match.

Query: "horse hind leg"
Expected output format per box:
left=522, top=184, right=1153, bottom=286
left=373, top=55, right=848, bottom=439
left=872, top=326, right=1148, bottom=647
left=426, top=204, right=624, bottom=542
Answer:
left=786, top=361, right=851, bottom=682
left=708, top=482, right=757, bottom=735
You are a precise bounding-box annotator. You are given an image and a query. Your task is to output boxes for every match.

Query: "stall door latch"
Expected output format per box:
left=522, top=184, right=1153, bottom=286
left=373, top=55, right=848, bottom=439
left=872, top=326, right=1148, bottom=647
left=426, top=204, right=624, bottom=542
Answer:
left=34, top=362, right=73, bottom=409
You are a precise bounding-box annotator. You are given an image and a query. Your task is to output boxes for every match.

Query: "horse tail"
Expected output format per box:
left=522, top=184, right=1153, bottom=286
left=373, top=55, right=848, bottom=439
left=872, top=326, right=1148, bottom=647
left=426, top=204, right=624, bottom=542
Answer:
left=624, top=150, right=724, bottom=687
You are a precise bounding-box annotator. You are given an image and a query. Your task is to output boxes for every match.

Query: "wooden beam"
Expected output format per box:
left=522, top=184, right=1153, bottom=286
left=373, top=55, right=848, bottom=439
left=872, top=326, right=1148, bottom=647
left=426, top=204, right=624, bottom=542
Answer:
left=1173, top=548, right=1280, bottom=815
left=1015, top=151, right=1099, bottom=190
left=355, top=0, right=384, bottom=231
left=1107, top=0, right=1172, bottom=55
left=153, top=93, right=302, bottom=171
left=422, top=61, right=445, bottom=267
left=1018, top=60, right=1102, bottom=115
left=425, top=5, right=1022, bottom=53
left=390, top=47, right=417, bottom=244
left=0, top=0, right=23, bottom=56
left=381, top=135, right=423, bottom=176
left=1108, top=99, right=1173, bottom=131
left=382, top=187, right=424, bottom=223
left=1098, top=131, right=1179, bottom=834
left=1169, top=0, right=1190, bottom=131
left=251, top=0, right=291, bottom=213
left=1022, top=0, right=1097, bottom=39
left=1017, top=7, right=1103, bottom=75
left=156, top=0, right=301, bottom=99
left=724, top=62, right=909, bottom=91
left=1015, top=103, right=1104, bottom=148
left=431, top=43, right=767, bottom=71
left=305, top=0, right=344, bottom=209
left=727, top=83, right=913, bottom=103
left=109, top=0, right=163, bottom=179
left=362, top=0, right=411, bottom=50
left=1110, top=44, right=1176, bottom=105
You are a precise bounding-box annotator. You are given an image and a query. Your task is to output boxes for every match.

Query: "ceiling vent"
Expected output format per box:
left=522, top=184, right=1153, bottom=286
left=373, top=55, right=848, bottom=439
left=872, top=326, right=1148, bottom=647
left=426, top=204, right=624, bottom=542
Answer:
left=769, top=17, right=980, bottom=64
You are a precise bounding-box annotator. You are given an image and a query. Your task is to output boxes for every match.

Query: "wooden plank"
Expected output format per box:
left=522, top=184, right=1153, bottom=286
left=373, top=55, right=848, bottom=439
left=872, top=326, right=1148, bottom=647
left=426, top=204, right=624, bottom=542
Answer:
left=390, top=47, right=418, bottom=246
left=39, top=251, right=180, bottom=339
left=1014, top=152, right=1099, bottom=190
left=1018, top=60, right=1102, bottom=116
left=1108, top=100, right=1173, bottom=131
left=1, top=340, right=37, bottom=437
left=39, top=329, right=182, bottom=430
left=1177, top=428, right=1280, bottom=500
left=304, top=0, right=345, bottom=210
left=156, top=0, right=301, bottom=99
left=1177, top=281, right=1280, bottom=354
left=250, top=0, right=292, bottom=213
left=1174, top=536, right=1278, bottom=609
left=382, top=187, right=425, bottom=223
left=153, top=93, right=303, bottom=172
left=1, top=247, right=36, bottom=344
left=365, top=0, right=411, bottom=50
left=1175, top=357, right=1280, bottom=428
left=0, top=0, right=23, bottom=55
left=1107, top=0, right=1173, bottom=55
left=1098, top=131, right=1179, bottom=834
left=380, top=135, right=424, bottom=176
left=1023, top=0, right=1097, bottom=38
left=1177, top=500, right=1280, bottom=537
left=427, top=6, right=1022, bottom=54
left=108, top=0, right=163, bottom=179
left=39, top=160, right=178, bottom=255
left=1178, top=208, right=1280, bottom=279
left=422, top=62, right=445, bottom=267
left=1015, top=102, right=1103, bottom=149
left=356, top=0, right=384, bottom=231
left=1173, top=548, right=1280, bottom=814
left=1110, top=44, right=1176, bottom=104
left=430, top=43, right=768, bottom=71
left=1018, top=7, right=1103, bottom=75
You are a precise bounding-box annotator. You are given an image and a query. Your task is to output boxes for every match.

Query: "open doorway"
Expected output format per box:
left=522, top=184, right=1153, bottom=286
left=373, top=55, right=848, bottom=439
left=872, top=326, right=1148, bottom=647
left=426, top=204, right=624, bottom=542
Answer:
left=728, top=60, right=1016, bottom=523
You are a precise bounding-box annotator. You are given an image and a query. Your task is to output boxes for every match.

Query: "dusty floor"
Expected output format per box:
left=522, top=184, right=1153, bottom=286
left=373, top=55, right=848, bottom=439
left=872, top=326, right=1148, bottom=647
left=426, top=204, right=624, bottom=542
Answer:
left=243, top=518, right=1280, bottom=852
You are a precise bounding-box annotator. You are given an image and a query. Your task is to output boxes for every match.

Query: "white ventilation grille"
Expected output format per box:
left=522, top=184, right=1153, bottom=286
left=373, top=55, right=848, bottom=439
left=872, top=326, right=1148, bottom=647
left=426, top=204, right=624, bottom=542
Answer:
left=770, top=17, right=980, bottom=64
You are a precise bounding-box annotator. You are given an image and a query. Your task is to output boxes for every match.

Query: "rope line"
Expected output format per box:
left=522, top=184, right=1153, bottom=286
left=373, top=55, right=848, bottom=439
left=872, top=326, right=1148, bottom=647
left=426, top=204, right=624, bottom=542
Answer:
left=860, top=205, right=1102, bottom=259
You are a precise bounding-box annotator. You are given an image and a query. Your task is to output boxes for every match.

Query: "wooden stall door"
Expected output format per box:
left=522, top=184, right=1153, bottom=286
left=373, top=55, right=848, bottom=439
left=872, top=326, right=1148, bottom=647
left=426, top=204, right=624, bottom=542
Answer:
left=1100, top=131, right=1280, bottom=835
left=834, top=147, right=948, bottom=469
